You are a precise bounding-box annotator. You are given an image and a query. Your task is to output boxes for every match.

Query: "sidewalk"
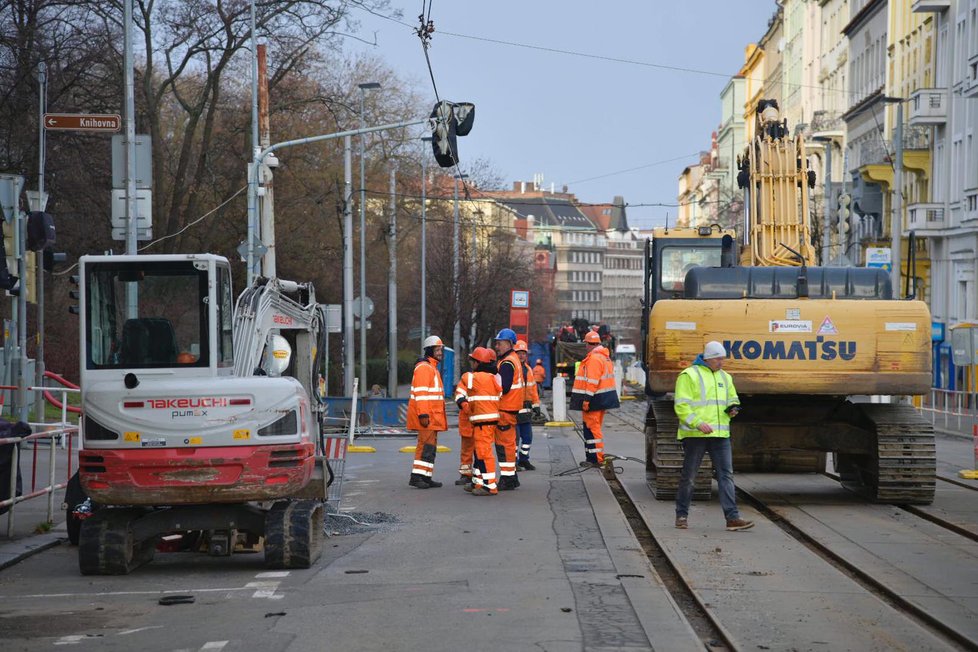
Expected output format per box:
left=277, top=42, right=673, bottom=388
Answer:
left=0, top=438, right=73, bottom=569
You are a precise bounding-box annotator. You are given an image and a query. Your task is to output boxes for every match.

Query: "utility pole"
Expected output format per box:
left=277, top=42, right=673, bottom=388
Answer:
left=387, top=164, right=398, bottom=397
left=891, top=101, right=904, bottom=298
left=452, top=174, right=464, bottom=386
left=420, top=136, right=431, bottom=351
left=246, top=0, right=258, bottom=287
left=123, top=0, right=136, bottom=257
left=33, top=62, right=48, bottom=424
left=257, top=45, right=275, bottom=278
left=358, top=81, right=380, bottom=397
left=343, top=135, right=355, bottom=396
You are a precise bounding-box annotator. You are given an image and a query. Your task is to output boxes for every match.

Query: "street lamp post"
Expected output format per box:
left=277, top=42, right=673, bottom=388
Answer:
left=358, top=81, right=381, bottom=396
left=420, top=136, right=432, bottom=351
left=883, top=96, right=906, bottom=297
left=452, top=173, right=468, bottom=385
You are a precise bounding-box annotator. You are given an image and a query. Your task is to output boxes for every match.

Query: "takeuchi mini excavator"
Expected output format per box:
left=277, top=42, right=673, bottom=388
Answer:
left=641, top=99, right=935, bottom=505
left=75, top=254, right=333, bottom=573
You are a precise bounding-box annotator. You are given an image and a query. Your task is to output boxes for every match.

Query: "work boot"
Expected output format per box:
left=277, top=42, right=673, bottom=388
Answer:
left=463, top=483, right=475, bottom=493
left=517, top=460, right=536, bottom=471
left=423, top=477, right=443, bottom=488
left=579, top=460, right=598, bottom=469
left=454, top=475, right=470, bottom=485
left=409, top=474, right=431, bottom=489
left=498, top=477, right=514, bottom=491
left=725, top=518, right=754, bottom=531
left=675, top=516, right=688, bottom=529
left=471, top=486, right=494, bottom=496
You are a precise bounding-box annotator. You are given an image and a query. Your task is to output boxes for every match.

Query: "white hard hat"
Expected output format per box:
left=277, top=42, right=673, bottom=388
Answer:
left=703, top=341, right=726, bottom=360
left=423, top=335, right=444, bottom=348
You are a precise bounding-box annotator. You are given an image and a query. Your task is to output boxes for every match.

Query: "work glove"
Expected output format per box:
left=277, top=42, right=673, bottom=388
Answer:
left=419, top=414, right=430, bottom=428
left=582, top=401, right=590, bottom=412
left=457, top=399, right=469, bottom=412
left=532, top=407, right=541, bottom=417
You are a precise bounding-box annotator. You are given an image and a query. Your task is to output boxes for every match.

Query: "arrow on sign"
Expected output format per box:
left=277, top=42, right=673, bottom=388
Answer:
left=43, top=113, right=121, bottom=132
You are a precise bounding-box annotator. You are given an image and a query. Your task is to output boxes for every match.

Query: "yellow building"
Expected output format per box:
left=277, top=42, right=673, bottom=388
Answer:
left=740, top=43, right=765, bottom=144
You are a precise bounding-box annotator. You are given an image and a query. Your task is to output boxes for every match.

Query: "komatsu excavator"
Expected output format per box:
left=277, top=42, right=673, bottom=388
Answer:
left=75, top=254, right=334, bottom=573
left=641, top=99, right=935, bottom=505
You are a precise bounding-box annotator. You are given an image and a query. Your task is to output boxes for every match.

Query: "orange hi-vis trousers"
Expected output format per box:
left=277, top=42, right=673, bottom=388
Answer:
left=583, top=410, right=605, bottom=464
left=495, top=412, right=518, bottom=486
left=471, top=423, right=498, bottom=493
left=459, top=431, right=474, bottom=478
left=411, top=429, right=439, bottom=478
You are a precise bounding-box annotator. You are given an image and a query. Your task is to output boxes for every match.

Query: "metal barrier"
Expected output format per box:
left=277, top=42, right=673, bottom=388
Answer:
left=0, top=385, right=80, bottom=538
left=916, top=387, right=978, bottom=431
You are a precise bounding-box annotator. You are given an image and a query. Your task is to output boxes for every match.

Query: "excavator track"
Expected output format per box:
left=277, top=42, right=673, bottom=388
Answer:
left=645, top=399, right=712, bottom=501
left=846, top=403, right=936, bottom=505
left=78, top=508, right=156, bottom=575
left=264, top=499, right=325, bottom=569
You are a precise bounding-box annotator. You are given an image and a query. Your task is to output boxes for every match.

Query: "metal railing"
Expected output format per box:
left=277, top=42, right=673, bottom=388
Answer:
left=915, top=387, right=978, bottom=431
left=1, top=385, right=79, bottom=538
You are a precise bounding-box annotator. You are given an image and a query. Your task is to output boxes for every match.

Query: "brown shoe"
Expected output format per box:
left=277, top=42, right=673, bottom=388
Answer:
left=675, top=516, right=688, bottom=529
left=462, top=483, right=475, bottom=493
left=726, top=518, right=754, bottom=531
left=471, top=486, right=495, bottom=496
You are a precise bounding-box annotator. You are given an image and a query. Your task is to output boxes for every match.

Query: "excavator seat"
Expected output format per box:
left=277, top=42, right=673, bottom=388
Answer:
left=119, top=318, right=178, bottom=366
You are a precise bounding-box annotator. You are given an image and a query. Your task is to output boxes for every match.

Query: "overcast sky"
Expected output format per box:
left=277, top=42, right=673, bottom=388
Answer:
left=345, top=1, right=778, bottom=229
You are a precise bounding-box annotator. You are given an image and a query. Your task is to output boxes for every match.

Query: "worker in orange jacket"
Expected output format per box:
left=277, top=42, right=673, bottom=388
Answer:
left=569, top=330, right=620, bottom=467
left=532, top=358, right=546, bottom=395
left=453, top=345, right=496, bottom=485
left=456, top=347, right=502, bottom=496
left=492, top=328, right=523, bottom=490
left=514, top=340, right=540, bottom=470
left=407, top=335, right=448, bottom=489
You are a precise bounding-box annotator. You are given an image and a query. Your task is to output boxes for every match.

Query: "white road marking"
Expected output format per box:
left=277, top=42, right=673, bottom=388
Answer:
left=54, top=635, right=87, bottom=646
left=246, top=580, right=283, bottom=599
left=255, top=571, right=290, bottom=578
left=200, top=642, right=229, bottom=650
left=3, top=587, right=254, bottom=600
left=119, top=626, right=164, bottom=636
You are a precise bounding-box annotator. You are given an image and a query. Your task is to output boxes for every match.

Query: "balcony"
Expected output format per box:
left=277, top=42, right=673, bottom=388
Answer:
left=858, top=125, right=931, bottom=166
left=810, top=111, right=844, bottom=137
left=912, top=0, right=950, bottom=11
left=906, top=202, right=946, bottom=236
left=908, top=88, right=947, bottom=125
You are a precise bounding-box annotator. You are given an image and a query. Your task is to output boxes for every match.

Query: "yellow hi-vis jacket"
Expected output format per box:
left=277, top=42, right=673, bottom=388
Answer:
left=674, top=358, right=740, bottom=440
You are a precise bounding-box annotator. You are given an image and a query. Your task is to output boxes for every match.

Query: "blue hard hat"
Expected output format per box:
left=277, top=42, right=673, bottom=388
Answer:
left=494, top=328, right=517, bottom=343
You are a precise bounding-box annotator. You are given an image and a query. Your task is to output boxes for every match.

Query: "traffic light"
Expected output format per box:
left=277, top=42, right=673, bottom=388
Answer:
left=68, top=274, right=80, bottom=314
left=43, top=250, right=67, bottom=273
left=429, top=101, right=475, bottom=168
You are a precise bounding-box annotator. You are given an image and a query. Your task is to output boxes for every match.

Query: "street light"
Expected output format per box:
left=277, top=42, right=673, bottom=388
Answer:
left=453, top=172, right=468, bottom=385
left=358, top=81, right=381, bottom=396
left=883, top=96, right=907, bottom=298
left=420, top=135, right=432, bottom=352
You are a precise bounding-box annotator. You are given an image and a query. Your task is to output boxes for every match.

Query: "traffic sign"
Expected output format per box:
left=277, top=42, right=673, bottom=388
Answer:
left=43, top=113, right=121, bottom=132
left=353, top=296, right=374, bottom=319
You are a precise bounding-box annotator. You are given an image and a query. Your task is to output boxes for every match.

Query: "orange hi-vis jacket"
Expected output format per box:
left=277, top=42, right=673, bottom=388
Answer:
left=454, top=372, right=474, bottom=437
left=569, top=346, right=621, bottom=412
left=523, top=364, right=540, bottom=409
left=456, top=370, right=502, bottom=425
left=497, top=350, right=525, bottom=413
left=407, top=356, right=447, bottom=431
left=533, top=363, right=546, bottom=385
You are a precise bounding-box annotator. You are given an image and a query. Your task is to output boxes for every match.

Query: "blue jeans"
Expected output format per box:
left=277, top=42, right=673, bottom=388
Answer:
left=675, top=437, right=740, bottom=521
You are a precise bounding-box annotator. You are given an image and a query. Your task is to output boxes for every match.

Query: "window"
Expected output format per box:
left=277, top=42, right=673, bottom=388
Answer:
left=217, top=265, right=234, bottom=367
left=659, top=245, right=723, bottom=293
left=86, top=260, right=209, bottom=370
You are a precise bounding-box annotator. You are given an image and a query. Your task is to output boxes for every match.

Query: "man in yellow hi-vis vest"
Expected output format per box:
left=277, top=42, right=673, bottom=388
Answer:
left=674, top=341, right=753, bottom=532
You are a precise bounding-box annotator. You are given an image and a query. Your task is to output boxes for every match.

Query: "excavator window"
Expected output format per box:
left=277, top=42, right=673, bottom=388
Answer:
left=86, top=260, right=209, bottom=370
left=659, top=246, right=723, bottom=293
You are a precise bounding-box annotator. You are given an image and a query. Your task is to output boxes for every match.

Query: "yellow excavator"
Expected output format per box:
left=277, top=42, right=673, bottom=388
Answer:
left=641, top=99, right=935, bottom=505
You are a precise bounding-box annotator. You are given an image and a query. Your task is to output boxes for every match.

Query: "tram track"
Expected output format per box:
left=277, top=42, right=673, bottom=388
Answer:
left=578, top=401, right=978, bottom=650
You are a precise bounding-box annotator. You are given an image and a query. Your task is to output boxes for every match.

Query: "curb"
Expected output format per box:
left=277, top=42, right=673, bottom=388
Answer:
left=0, top=531, right=64, bottom=571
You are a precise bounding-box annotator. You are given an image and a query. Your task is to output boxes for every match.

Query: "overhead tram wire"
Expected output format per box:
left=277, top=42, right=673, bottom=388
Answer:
left=353, top=6, right=853, bottom=100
